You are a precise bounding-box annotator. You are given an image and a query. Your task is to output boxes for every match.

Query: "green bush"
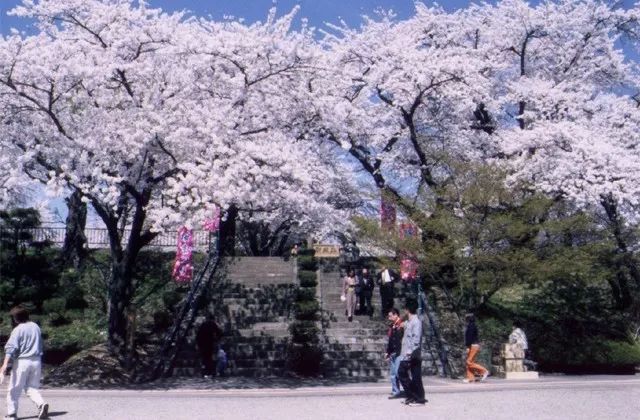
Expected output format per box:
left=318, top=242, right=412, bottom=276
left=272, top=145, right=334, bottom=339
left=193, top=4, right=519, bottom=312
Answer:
left=289, top=320, right=320, bottom=344
left=598, top=341, right=640, bottom=365
left=42, top=297, right=67, bottom=315
left=297, top=248, right=316, bottom=257
left=294, top=300, right=319, bottom=321
left=299, top=277, right=318, bottom=288
left=298, top=269, right=317, bottom=284
left=521, top=279, right=635, bottom=372
left=297, top=256, right=318, bottom=271
left=296, top=288, right=316, bottom=301
left=42, top=319, right=103, bottom=351
left=289, top=251, right=321, bottom=376
left=59, top=270, right=88, bottom=310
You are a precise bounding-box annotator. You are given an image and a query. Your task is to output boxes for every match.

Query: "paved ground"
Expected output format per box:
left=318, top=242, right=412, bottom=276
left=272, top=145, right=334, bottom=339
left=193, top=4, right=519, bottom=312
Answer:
left=2, top=375, right=639, bottom=420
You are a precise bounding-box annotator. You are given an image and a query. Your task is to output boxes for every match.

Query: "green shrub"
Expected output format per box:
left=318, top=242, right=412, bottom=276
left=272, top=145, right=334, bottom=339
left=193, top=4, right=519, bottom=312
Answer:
left=59, top=270, right=88, bottom=310
left=288, top=251, right=321, bottom=376
left=289, top=320, right=320, bottom=344
left=294, top=300, right=319, bottom=321
left=522, top=279, right=635, bottom=372
left=297, top=256, right=318, bottom=271
left=296, top=288, right=316, bottom=301
left=598, top=341, right=640, bottom=365
left=43, top=297, right=67, bottom=315
left=298, top=269, right=317, bottom=283
left=42, top=319, right=103, bottom=351
left=299, top=277, right=318, bottom=288
left=297, top=248, right=316, bottom=257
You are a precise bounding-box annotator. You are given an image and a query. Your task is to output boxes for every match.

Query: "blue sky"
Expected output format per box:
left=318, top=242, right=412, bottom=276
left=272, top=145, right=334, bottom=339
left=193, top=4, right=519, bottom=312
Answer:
left=0, top=0, right=489, bottom=34
left=2, top=1, right=637, bottom=34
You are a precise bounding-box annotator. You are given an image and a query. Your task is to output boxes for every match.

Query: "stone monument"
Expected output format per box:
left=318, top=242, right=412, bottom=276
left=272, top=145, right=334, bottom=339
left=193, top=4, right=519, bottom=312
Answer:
left=494, top=343, right=539, bottom=380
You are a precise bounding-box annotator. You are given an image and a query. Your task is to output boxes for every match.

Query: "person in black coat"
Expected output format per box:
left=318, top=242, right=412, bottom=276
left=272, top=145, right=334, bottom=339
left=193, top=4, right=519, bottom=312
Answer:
left=358, top=268, right=375, bottom=317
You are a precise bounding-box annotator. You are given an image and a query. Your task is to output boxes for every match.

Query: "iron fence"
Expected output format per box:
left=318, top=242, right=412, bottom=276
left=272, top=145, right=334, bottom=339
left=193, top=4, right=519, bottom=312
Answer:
left=0, top=225, right=212, bottom=251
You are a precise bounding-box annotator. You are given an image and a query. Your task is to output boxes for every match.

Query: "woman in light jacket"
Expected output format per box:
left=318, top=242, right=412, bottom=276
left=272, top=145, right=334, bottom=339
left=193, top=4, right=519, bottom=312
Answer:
left=343, top=270, right=358, bottom=322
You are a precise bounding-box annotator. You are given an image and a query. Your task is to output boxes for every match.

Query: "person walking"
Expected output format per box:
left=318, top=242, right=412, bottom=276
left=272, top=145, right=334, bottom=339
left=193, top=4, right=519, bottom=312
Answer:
left=358, top=268, right=375, bottom=317
left=397, top=299, right=427, bottom=406
left=378, top=266, right=396, bottom=318
left=0, top=306, right=49, bottom=420
left=385, top=308, right=404, bottom=399
left=342, top=270, right=358, bottom=322
left=463, top=313, right=489, bottom=383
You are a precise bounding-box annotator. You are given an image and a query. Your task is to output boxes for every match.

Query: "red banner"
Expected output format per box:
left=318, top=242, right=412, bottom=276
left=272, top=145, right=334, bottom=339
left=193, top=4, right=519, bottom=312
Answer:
left=172, top=226, right=194, bottom=283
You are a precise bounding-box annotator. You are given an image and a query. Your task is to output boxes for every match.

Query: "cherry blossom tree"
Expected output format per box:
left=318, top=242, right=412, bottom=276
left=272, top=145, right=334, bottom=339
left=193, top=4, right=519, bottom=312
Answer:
left=306, top=1, right=640, bottom=324
left=314, top=0, right=639, bottom=220
left=0, top=0, right=353, bottom=356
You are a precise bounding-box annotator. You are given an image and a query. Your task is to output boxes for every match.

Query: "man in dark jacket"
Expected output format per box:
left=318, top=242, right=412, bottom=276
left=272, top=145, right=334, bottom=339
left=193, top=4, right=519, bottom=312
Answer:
left=358, top=268, right=375, bottom=317
left=385, top=308, right=404, bottom=399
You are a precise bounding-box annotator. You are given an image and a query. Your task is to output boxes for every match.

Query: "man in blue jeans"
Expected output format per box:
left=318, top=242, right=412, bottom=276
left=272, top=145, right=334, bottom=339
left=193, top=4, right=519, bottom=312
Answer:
left=397, top=299, right=427, bottom=406
left=385, top=308, right=404, bottom=399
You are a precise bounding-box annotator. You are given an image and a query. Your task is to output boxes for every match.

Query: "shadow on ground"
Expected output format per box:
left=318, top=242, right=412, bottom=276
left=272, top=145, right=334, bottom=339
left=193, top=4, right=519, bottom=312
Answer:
left=43, top=375, right=383, bottom=391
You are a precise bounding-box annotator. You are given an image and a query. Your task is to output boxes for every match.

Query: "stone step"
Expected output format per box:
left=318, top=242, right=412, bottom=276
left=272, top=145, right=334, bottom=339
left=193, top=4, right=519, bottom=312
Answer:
left=323, top=367, right=386, bottom=378
left=323, top=328, right=386, bottom=336
left=322, top=342, right=386, bottom=352
left=237, top=328, right=289, bottom=338
left=322, top=351, right=387, bottom=361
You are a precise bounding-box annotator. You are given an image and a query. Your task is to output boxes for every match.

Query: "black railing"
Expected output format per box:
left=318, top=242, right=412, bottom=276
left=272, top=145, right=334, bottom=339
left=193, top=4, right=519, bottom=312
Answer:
left=0, top=225, right=212, bottom=250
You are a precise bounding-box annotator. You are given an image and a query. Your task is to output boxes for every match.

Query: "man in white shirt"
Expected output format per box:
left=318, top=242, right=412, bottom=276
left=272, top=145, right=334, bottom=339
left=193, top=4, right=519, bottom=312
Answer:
left=378, top=266, right=396, bottom=319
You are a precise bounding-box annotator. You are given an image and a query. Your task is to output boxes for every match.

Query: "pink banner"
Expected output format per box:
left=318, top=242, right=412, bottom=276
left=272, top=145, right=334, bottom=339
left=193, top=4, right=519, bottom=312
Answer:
left=172, top=226, right=194, bottom=283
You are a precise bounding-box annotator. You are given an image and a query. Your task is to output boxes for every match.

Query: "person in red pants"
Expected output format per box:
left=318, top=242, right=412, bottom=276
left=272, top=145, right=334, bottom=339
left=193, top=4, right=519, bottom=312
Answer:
left=463, top=313, right=489, bottom=383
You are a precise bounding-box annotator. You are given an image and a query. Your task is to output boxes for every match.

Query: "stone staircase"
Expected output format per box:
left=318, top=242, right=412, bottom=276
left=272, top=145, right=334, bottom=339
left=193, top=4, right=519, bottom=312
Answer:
left=172, top=257, right=296, bottom=377
left=171, top=258, right=442, bottom=379
left=318, top=270, right=390, bottom=378
left=318, top=270, right=440, bottom=379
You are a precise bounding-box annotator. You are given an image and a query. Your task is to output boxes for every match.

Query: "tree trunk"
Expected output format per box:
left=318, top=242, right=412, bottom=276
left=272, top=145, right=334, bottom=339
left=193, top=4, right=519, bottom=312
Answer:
left=600, top=193, right=640, bottom=309
left=60, top=190, right=87, bottom=269
left=107, top=259, right=135, bottom=356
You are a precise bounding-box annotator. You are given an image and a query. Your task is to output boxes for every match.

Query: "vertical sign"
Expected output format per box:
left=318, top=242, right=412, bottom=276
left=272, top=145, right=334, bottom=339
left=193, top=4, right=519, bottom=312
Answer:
left=172, top=226, right=194, bottom=283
